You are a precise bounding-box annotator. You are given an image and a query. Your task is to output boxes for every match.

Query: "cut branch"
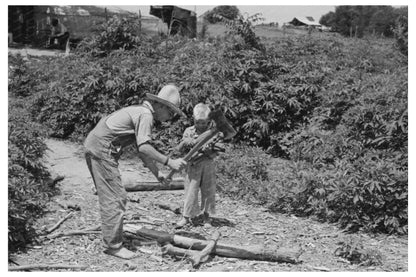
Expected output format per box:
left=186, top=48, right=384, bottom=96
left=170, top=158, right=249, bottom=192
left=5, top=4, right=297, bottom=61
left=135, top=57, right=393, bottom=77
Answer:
left=45, top=211, right=75, bottom=234
left=162, top=243, right=200, bottom=258
left=124, top=220, right=161, bottom=226
left=9, top=264, right=87, bottom=271
left=124, top=178, right=184, bottom=192
left=47, top=230, right=101, bottom=239
left=134, top=227, right=300, bottom=263
left=189, top=230, right=220, bottom=267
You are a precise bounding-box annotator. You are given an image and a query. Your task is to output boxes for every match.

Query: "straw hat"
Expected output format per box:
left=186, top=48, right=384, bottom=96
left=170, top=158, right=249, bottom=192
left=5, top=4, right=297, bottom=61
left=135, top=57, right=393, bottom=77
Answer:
left=146, top=85, right=186, bottom=118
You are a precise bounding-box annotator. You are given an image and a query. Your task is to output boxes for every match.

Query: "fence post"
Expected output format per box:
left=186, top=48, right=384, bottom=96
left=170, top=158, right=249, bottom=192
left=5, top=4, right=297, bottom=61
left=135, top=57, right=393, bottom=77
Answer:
left=138, top=10, right=142, bottom=34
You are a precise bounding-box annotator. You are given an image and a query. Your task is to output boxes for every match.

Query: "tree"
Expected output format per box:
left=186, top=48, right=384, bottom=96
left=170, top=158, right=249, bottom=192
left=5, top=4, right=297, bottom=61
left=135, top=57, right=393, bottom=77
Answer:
left=320, top=5, right=407, bottom=38
left=204, top=5, right=240, bottom=24
left=393, top=7, right=408, bottom=55
left=319, top=11, right=335, bottom=27
left=368, top=6, right=396, bottom=36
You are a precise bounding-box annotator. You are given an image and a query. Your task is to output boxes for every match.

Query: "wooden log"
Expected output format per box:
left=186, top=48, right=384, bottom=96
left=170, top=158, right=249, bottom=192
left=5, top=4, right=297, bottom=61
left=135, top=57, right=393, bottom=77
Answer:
left=9, top=264, right=87, bottom=271
left=189, top=231, right=220, bottom=267
left=135, top=227, right=300, bottom=263
left=124, top=178, right=184, bottom=192
left=161, top=243, right=200, bottom=258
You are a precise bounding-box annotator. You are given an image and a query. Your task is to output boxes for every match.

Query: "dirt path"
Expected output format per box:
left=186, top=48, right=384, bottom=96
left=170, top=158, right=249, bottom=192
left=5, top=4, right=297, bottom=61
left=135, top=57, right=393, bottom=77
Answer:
left=9, top=139, right=408, bottom=272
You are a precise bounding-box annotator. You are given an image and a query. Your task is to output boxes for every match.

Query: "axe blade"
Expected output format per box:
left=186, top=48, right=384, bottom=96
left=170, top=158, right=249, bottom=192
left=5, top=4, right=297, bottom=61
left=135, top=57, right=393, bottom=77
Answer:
left=209, top=109, right=236, bottom=140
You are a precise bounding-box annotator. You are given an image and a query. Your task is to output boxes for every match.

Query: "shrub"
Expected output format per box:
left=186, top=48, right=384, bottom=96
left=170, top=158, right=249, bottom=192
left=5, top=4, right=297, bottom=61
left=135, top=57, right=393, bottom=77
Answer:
left=8, top=97, right=56, bottom=252
left=335, top=237, right=383, bottom=266
left=76, top=16, right=142, bottom=56
left=8, top=54, right=44, bottom=97
left=393, top=14, right=408, bottom=56
left=216, top=145, right=271, bottom=204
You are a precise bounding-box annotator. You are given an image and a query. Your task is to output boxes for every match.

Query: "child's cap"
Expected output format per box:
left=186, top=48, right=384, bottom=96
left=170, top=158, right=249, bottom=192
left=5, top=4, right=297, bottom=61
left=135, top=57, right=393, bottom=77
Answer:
left=193, top=103, right=211, bottom=120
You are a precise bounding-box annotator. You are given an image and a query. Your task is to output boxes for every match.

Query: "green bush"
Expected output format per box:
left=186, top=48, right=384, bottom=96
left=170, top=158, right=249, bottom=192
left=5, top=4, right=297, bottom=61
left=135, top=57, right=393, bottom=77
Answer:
left=8, top=97, right=56, bottom=251
left=76, top=16, right=142, bottom=56
left=216, top=145, right=270, bottom=204
left=8, top=54, right=44, bottom=97
left=393, top=14, right=408, bottom=56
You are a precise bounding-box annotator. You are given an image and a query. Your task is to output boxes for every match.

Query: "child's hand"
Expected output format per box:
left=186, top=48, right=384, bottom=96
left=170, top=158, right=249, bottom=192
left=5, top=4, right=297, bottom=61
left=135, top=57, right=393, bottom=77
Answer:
left=182, top=139, right=195, bottom=147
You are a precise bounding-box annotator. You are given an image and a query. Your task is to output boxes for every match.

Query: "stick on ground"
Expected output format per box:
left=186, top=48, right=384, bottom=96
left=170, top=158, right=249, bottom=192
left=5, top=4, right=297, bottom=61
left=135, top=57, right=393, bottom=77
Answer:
left=45, top=211, right=75, bottom=234
left=156, top=202, right=181, bottom=214
left=47, top=230, right=101, bottom=239
left=9, top=264, right=87, bottom=271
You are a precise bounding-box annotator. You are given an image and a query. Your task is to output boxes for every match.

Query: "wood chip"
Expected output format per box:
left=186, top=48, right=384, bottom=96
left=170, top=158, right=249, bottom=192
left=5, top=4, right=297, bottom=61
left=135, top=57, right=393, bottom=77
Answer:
left=137, top=247, right=154, bottom=254
left=150, top=254, right=163, bottom=263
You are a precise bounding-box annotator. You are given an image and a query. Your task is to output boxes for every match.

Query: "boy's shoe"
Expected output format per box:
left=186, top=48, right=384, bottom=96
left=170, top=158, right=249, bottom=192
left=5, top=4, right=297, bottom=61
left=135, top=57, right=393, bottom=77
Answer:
left=175, top=217, right=190, bottom=229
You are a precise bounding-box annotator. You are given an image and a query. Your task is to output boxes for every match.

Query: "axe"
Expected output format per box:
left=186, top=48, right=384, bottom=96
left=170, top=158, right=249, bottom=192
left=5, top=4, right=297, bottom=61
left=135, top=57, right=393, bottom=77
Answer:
left=165, top=109, right=236, bottom=181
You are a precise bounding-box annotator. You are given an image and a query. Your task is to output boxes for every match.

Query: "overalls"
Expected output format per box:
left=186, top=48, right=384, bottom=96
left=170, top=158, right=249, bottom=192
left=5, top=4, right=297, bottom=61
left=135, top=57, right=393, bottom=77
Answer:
left=183, top=156, right=216, bottom=218
left=84, top=115, right=135, bottom=250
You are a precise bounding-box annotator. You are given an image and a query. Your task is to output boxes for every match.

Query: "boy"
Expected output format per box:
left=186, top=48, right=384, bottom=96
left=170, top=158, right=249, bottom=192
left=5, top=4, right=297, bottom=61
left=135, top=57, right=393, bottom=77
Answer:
left=175, top=103, right=223, bottom=228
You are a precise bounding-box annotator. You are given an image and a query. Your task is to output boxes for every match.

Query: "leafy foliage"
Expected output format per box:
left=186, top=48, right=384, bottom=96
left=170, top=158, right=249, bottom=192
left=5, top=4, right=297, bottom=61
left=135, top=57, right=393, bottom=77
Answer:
left=335, top=237, right=383, bottom=266
left=393, top=13, right=408, bottom=56
left=216, top=146, right=270, bottom=204
left=204, top=5, right=240, bottom=24
left=222, top=13, right=265, bottom=52
left=8, top=96, right=56, bottom=252
left=76, top=16, right=142, bottom=56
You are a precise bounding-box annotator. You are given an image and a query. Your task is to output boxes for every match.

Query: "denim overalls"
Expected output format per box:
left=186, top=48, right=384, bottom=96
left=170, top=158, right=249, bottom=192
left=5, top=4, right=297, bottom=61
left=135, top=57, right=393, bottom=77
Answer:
left=84, top=115, right=135, bottom=250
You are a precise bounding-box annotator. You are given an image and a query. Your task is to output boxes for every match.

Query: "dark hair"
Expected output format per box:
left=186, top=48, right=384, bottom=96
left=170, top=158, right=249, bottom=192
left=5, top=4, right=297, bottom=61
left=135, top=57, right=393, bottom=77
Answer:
left=51, top=18, right=59, bottom=26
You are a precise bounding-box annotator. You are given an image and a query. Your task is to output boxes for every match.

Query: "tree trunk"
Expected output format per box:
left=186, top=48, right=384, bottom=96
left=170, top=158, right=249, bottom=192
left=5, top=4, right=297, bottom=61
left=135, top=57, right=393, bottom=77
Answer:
left=133, top=227, right=300, bottom=264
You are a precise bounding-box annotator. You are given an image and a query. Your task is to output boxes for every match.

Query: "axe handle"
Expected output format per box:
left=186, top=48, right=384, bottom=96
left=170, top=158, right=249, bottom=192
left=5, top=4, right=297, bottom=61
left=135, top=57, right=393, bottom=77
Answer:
left=166, top=128, right=219, bottom=180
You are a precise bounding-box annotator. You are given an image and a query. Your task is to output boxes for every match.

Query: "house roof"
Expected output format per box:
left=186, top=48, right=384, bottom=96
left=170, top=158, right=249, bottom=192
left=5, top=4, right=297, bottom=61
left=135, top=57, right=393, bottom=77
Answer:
left=288, top=16, right=321, bottom=26
left=46, top=5, right=137, bottom=17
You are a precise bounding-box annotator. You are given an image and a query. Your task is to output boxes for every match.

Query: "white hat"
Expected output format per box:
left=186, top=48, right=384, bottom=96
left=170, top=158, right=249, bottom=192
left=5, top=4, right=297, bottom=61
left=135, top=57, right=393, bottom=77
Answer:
left=146, top=85, right=186, bottom=118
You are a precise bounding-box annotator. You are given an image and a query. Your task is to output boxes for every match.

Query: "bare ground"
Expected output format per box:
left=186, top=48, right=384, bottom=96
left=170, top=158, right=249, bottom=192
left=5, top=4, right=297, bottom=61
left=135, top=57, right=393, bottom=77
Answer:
left=8, top=138, right=408, bottom=272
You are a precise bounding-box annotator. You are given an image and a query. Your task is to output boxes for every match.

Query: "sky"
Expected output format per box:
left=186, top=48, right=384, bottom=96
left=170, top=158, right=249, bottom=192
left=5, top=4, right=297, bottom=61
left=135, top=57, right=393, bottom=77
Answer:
left=104, top=5, right=335, bottom=26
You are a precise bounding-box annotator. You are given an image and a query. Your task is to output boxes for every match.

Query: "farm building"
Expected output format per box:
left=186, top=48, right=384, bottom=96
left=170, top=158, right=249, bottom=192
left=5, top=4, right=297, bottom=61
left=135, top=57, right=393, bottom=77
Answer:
left=8, top=6, right=138, bottom=46
left=286, top=16, right=322, bottom=28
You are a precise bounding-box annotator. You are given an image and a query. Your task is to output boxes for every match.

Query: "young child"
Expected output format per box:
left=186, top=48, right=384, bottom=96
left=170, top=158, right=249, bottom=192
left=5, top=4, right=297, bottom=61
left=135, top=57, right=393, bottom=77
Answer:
left=175, top=103, right=223, bottom=228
